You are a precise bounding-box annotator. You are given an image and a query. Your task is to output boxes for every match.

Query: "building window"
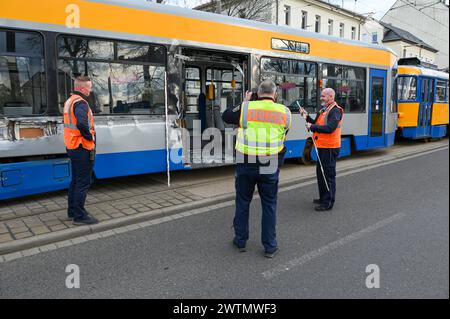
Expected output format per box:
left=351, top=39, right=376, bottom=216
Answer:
left=328, top=19, right=334, bottom=35
left=372, top=32, right=378, bottom=44
left=0, top=29, right=46, bottom=117
left=315, top=15, right=321, bottom=33
left=301, top=11, right=308, bottom=30
left=351, top=26, right=357, bottom=40
left=339, top=23, right=345, bottom=38
left=284, top=5, right=291, bottom=26
left=57, top=36, right=167, bottom=115
left=322, top=64, right=366, bottom=113
left=261, top=57, right=318, bottom=113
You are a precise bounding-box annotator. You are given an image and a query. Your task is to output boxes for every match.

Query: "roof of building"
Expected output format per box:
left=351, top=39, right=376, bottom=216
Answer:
left=380, top=21, right=438, bottom=53
left=194, top=0, right=367, bottom=21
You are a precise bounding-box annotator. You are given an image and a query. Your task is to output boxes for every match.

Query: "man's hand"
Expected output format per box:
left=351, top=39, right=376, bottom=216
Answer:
left=299, top=106, right=308, bottom=119
left=244, top=90, right=253, bottom=102
left=305, top=122, right=312, bottom=131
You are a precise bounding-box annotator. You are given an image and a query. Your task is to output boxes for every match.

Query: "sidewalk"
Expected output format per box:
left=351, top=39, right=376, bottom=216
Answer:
left=0, top=139, right=448, bottom=255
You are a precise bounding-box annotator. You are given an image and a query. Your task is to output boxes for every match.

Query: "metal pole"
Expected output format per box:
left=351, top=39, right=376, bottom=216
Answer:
left=164, top=71, right=171, bottom=188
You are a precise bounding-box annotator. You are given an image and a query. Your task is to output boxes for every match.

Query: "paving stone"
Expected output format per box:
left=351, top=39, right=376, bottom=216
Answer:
left=30, top=207, right=48, bottom=214
left=0, top=224, right=9, bottom=234
left=0, top=207, right=13, bottom=214
left=122, top=209, right=138, bottom=216
left=39, top=244, right=58, bottom=252
left=10, top=226, right=29, bottom=234
left=21, top=248, right=40, bottom=257
left=0, top=233, right=13, bottom=243
left=14, top=231, right=34, bottom=239
left=39, top=213, right=57, bottom=221
left=22, top=217, right=45, bottom=227
left=71, top=237, right=88, bottom=244
left=110, top=212, right=126, bottom=218
left=0, top=213, right=17, bottom=221
left=5, top=220, right=26, bottom=229
left=55, top=240, right=73, bottom=248
left=49, top=224, right=67, bottom=232
left=45, top=219, right=63, bottom=227
left=31, top=226, right=51, bottom=235
left=96, top=214, right=112, bottom=221
left=3, top=252, right=23, bottom=261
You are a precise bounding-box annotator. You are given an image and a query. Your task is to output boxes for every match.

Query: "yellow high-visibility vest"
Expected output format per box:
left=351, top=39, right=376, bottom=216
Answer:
left=236, top=100, right=291, bottom=156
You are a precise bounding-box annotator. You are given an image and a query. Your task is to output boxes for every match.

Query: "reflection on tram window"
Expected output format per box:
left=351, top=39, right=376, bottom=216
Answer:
left=397, top=76, right=417, bottom=101
left=261, top=57, right=317, bottom=113
left=58, top=37, right=114, bottom=60
left=322, top=64, right=366, bottom=113
left=57, top=35, right=167, bottom=115
left=0, top=29, right=46, bottom=117
left=117, top=42, right=166, bottom=64
left=436, top=80, right=448, bottom=102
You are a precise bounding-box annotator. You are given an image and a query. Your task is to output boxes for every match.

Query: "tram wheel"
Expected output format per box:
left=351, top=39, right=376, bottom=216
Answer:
left=300, top=139, right=314, bottom=165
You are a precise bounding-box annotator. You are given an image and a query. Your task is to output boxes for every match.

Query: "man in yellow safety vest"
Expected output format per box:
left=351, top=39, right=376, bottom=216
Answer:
left=222, top=80, right=291, bottom=258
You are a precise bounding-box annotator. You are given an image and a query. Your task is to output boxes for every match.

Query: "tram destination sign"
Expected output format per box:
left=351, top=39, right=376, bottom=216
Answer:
left=271, top=38, right=310, bottom=54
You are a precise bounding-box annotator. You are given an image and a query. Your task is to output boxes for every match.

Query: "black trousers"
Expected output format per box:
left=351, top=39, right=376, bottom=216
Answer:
left=67, top=147, right=94, bottom=220
left=316, top=148, right=340, bottom=209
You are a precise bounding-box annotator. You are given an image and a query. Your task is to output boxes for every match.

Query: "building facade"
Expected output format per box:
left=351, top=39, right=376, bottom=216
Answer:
left=194, top=0, right=366, bottom=41
left=381, top=0, right=449, bottom=69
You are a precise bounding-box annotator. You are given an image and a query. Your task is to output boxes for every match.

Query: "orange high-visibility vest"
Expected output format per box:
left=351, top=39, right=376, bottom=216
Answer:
left=63, top=93, right=96, bottom=151
left=313, top=102, right=344, bottom=149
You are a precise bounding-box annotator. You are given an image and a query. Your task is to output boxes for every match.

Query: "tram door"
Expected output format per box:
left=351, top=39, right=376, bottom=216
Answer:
left=368, top=69, right=387, bottom=148
left=418, top=77, right=434, bottom=137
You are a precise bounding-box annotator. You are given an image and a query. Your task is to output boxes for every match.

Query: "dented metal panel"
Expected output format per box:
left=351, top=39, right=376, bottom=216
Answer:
left=0, top=115, right=181, bottom=159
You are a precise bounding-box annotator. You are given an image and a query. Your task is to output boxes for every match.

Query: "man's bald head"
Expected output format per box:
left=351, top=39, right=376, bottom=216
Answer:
left=320, top=88, right=336, bottom=106
left=74, top=76, right=92, bottom=97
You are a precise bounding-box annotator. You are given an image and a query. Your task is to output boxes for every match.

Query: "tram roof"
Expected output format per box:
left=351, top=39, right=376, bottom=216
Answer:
left=398, top=66, right=450, bottom=80
left=88, top=0, right=395, bottom=54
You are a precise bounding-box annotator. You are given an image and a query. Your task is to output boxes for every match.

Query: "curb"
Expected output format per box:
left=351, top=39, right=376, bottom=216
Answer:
left=0, top=143, right=448, bottom=256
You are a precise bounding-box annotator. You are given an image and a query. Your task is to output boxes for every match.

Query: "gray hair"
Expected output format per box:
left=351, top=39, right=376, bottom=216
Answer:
left=258, top=79, right=277, bottom=95
left=322, top=88, right=336, bottom=99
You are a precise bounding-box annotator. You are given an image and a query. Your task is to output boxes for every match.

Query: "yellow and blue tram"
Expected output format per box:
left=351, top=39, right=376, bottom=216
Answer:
left=396, top=58, right=449, bottom=139
left=1, top=0, right=398, bottom=200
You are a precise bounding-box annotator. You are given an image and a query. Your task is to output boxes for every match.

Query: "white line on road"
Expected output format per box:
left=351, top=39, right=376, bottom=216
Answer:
left=262, top=212, right=407, bottom=280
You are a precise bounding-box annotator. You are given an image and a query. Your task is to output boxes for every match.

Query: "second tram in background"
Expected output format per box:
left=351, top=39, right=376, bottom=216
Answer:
left=395, top=58, right=449, bottom=140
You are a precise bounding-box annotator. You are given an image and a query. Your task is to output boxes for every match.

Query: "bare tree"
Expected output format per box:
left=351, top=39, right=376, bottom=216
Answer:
left=213, top=0, right=274, bottom=22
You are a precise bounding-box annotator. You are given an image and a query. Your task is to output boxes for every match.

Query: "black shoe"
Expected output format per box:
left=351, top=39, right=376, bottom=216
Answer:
left=232, top=239, right=247, bottom=253
left=313, top=199, right=321, bottom=205
left=315, top=205, right=332, bottom=212
left=73, top=215, right=99, bottom=226
left=264, top=248, right=278, bottom=258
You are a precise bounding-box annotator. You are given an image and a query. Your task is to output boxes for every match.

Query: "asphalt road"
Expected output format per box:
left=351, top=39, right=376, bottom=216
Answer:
left=0, top=149, right=448, bottom=299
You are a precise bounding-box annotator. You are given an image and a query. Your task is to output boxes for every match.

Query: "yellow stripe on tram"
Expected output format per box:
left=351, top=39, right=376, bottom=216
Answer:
left=1, top=0, right=394, bottom=67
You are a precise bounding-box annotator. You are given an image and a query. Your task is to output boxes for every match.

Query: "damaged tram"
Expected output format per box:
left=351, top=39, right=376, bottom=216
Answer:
left=0, top=0, right=398, bottom=200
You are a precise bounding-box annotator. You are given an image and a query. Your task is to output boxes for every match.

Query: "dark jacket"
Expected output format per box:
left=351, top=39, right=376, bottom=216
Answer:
left=72, top=91, right=94, bottom=142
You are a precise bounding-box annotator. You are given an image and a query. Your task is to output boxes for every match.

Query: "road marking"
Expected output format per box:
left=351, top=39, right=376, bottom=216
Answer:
left=0, top=146, right=446, bottom=263
left=262, top=213, right=407, bottom=280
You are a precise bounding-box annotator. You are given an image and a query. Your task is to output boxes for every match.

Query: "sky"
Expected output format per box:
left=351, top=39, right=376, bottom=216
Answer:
left=160, top=0, right=399, bottom=19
